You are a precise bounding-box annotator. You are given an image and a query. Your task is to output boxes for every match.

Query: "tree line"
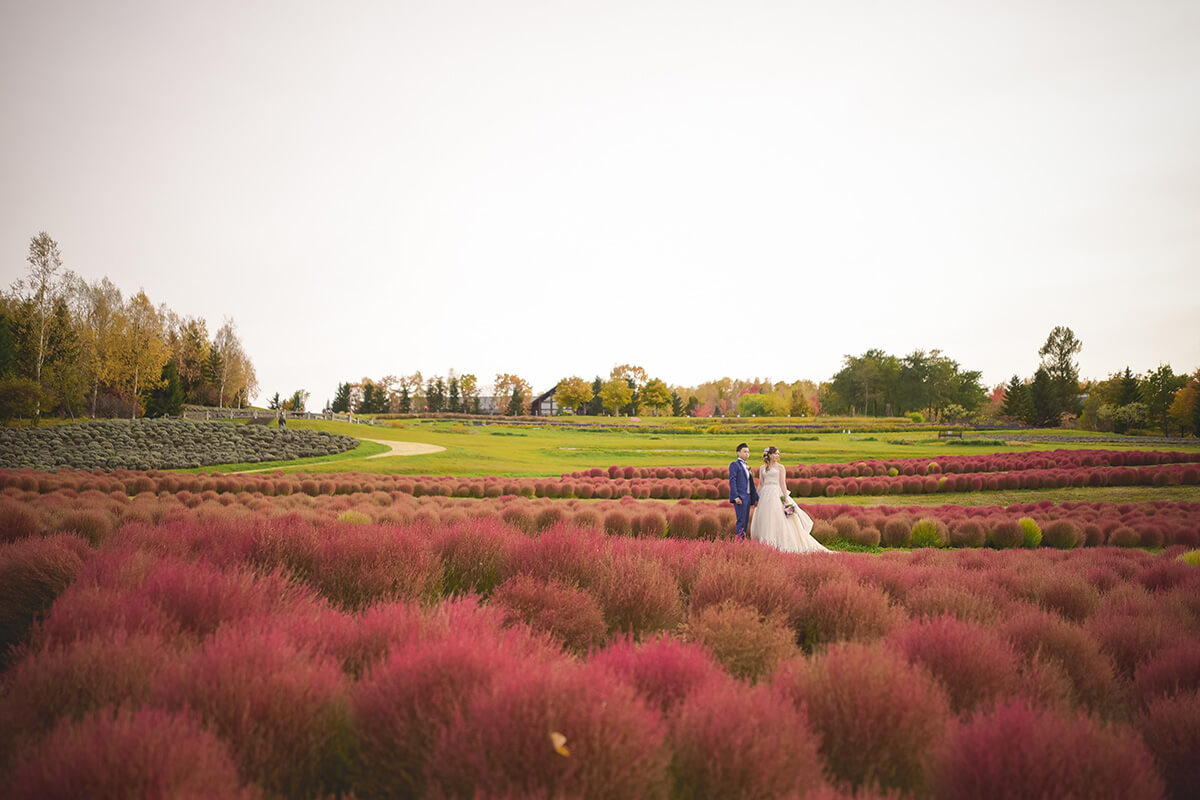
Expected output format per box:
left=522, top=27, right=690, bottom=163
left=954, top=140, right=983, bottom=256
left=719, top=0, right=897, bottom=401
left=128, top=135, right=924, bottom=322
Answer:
left=331, top=326, right=1199, bottom=436
left=996, top=326, right=1199, bottom=437
left=1, top=232, right=256, bottom=423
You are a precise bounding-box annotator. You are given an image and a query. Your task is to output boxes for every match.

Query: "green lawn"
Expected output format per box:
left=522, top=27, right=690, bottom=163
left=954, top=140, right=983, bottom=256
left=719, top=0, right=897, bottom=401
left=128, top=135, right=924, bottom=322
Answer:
left=185, top=418, right=1200, bottom=478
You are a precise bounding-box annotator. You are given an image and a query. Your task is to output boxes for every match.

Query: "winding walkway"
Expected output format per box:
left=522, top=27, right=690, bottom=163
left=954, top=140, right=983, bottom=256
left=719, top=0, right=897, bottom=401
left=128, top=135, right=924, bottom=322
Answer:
left=232, top=438, right=445, bottom=474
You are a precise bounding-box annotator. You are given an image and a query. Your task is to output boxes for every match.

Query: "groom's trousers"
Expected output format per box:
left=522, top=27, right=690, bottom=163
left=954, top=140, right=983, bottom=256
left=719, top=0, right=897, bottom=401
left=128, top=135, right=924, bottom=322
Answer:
left=734, top=498, right=751, bottom=540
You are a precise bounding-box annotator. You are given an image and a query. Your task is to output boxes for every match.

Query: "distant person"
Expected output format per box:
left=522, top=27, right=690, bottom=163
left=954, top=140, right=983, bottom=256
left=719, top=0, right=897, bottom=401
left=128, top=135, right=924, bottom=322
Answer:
left=278, top=411, right=286, bottom=428
left=728, top=442, right=758, bottom=540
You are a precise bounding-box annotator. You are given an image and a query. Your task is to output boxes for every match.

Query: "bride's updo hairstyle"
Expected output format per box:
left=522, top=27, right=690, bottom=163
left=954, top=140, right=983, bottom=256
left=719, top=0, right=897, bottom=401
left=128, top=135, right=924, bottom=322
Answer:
left=763, top=446, right=779, bottom=465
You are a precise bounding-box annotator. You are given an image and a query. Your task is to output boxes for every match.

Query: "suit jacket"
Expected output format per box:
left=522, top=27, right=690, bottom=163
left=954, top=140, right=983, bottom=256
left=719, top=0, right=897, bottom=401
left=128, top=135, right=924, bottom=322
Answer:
left=729, top=459, right=758, bottom=505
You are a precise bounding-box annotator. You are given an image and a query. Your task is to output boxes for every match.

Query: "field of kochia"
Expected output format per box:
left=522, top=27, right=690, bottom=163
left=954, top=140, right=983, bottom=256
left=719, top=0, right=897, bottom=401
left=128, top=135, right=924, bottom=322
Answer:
left=1, top=462, right=1198, bottom=799
left=1, top=420, right=1198, bottom=799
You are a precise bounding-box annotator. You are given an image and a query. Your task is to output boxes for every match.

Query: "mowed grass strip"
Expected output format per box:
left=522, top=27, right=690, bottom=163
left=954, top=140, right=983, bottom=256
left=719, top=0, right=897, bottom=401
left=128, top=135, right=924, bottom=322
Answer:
left=187, top=418, right=1200, bottom=478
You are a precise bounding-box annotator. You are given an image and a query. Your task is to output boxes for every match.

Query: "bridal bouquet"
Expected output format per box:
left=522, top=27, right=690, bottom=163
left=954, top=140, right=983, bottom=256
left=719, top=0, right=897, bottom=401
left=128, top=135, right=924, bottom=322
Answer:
left=781, top=496, right=799, bottom=517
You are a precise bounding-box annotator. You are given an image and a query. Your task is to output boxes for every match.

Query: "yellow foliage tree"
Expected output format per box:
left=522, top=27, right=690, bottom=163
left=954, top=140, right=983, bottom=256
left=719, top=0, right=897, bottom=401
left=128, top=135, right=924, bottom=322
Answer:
left=599, top=377, right=633, bottom=416
left=641, top=377, right=672, bottom=415
left=555, top=376, right=593, bottom=414
left=113, top=290, right=168, bottom=418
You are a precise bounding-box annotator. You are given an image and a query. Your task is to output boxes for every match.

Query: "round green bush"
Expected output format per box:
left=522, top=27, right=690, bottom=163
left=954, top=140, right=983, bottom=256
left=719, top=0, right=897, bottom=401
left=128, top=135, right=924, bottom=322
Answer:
left=1019, top=517, right=1042, bottom=549
left=911, top=517, right=949, bottom=548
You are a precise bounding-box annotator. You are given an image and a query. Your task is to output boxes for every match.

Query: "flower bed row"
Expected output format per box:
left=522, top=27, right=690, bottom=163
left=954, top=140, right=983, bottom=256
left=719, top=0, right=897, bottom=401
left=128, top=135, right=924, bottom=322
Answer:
left=566, top=449, right=1200, bottom=481
left=0, top=418, right=357, bottom=471
left=4, top=482, right=1199, bottom=549
left=2, top=513, right=1198, bottom=798
left=3, top=459, right=1199, bottom=505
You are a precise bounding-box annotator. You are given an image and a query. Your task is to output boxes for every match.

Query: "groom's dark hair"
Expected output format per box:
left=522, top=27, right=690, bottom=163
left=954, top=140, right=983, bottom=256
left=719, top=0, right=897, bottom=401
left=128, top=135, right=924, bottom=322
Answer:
left=736, top=443, right=748, bottom=452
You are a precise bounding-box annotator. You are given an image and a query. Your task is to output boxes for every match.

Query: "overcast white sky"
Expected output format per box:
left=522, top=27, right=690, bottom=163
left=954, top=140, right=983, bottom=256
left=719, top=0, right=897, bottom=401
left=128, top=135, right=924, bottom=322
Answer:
left=2, top=0, right=1198, bottom=404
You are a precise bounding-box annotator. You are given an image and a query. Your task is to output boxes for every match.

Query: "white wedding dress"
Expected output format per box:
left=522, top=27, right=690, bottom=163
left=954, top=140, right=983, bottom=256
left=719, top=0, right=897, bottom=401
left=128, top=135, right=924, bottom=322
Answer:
left=750, top=464, right=830, bottom=553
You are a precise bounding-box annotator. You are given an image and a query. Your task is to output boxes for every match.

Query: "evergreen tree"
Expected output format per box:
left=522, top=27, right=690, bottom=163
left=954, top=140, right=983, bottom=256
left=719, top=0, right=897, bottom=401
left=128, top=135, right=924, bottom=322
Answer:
left=331, top=382, right=351, bottom=413
left=1141, top=364, right=1184, bottom=436
left=426, top=378, right=445, bottom=413
left=1038, top=326, right=1082, bottom=421
left=1116, top=367, right=1141, bottom=407
left=507, top=386, right=524, bottom=416
left=1000, top=375, right=1029, bottom=421
left=145, top=362, right=185, bottom=417
left=671, top=390, right=682, bottom=417
left=0, top=312, right=15, bottom=378
left=1029, top=368, right=1056, bottom=426
left=587, top=377, right=604, bottom=415
left=623, top=378, right=640, bottom=416
left=1193, top=386, right=1200, bottom=440
left=357, top=383, right=376, bottom=417
left=448, top=377, right=461, bottom=412
left=399, top=385, right=411, bottom=413
left=268, top=392, right=281, bottom=410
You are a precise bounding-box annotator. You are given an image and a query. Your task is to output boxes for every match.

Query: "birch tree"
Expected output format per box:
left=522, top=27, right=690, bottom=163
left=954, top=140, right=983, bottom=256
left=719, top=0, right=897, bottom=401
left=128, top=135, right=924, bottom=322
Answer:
left=11, top=232, right=74, bottom=419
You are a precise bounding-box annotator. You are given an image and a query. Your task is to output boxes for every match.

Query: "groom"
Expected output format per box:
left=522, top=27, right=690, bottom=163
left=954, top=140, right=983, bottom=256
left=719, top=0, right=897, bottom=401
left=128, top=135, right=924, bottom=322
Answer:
left=728, top=442, right=758, bottom=540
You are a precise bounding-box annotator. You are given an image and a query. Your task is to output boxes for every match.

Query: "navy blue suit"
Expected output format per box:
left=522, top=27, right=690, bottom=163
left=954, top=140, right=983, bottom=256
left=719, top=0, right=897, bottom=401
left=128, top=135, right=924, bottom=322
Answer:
left=729, top=458, right=758, bottom=539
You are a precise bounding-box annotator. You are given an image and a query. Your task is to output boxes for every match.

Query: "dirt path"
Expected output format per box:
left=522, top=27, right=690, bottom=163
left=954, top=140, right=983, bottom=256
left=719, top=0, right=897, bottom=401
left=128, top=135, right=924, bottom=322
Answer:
left=358, top=438, right=446, bottom=458
left=232, top=438, right=445, bottom=474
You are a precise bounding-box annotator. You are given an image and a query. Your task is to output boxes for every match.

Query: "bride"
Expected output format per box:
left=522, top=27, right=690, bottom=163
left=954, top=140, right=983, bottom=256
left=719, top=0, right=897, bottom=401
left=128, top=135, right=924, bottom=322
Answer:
left=750, top=446, right=830, bottom=553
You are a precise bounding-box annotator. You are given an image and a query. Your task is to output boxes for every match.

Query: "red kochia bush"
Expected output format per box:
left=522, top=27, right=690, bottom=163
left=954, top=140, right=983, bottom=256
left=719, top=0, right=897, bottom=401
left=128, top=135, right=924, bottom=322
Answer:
left=1042, top=519, right=1083, bottom=549
left=423, top=661, right=670, bottom=800
left=588, top=634, right=725, bottom=714
left=669, top=680, right=827, bottom=799
left=685, top=600, right=797, bottom=683
left=589, top=550, right=684, bottom=638
left=1134, top=689, right=1200, bottom=800
left=666, top=508, right=699, bottom=539
left=491, top=574, right=608, bottom=654
left=0, top=631, right=171, bottom=764
left=0, top=499, right=43, bottom=542
left=1001, top=608, right=1121, bottom=717
left=773, top=642, right=952, bottom=795
left=886, top=615, right=1022, bottom=714
left=152, top=625, right=351, bottom=798
left=0, top=533, right=90, bottom=665
left=7, top=707, right=259, bottom=800
left=934, top=700, right=1166, bottom=800
left=688, top=551, right=795, bottom=617
left=1132, top=642, right=1200, bottom=708
left=310, top=522, right=442, bottom=608
left=793, top=578, right=901, bottom=652
left=52, top=508, right=114, bottom=545
left=881, top=516, right=912, bottom=547
left=352, top=625, right=552, bottom=799
left=432, top=518, right=516, bottom=597
left=1084, top=612, right=1174, bottom=681
left=988, top=519, right=1024, bottom=549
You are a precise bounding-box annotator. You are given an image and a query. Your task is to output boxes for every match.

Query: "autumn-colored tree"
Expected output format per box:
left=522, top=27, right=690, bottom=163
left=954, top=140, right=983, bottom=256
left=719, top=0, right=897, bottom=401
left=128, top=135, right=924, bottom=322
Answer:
left=75, top=277, right=124, bottom=416
left=599, top=377, right=633, bottom=416
left=112, top=290, right=169, bottom=418
left=641, top=377, right=672, bottom=415
left=610, top=364, right=648, bottom=388
left=493, top=373, right=531, bottom=413
left=459, top=373, right=479, bottom=413
left=555, top=376, right=594, bottom=414
left=1167, top=376, right=1199, bottom=437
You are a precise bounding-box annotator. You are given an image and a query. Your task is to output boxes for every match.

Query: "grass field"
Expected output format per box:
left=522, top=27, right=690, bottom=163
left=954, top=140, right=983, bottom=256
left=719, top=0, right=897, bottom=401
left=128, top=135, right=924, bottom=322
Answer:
left=194, top=417, right=1200, bottom=478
